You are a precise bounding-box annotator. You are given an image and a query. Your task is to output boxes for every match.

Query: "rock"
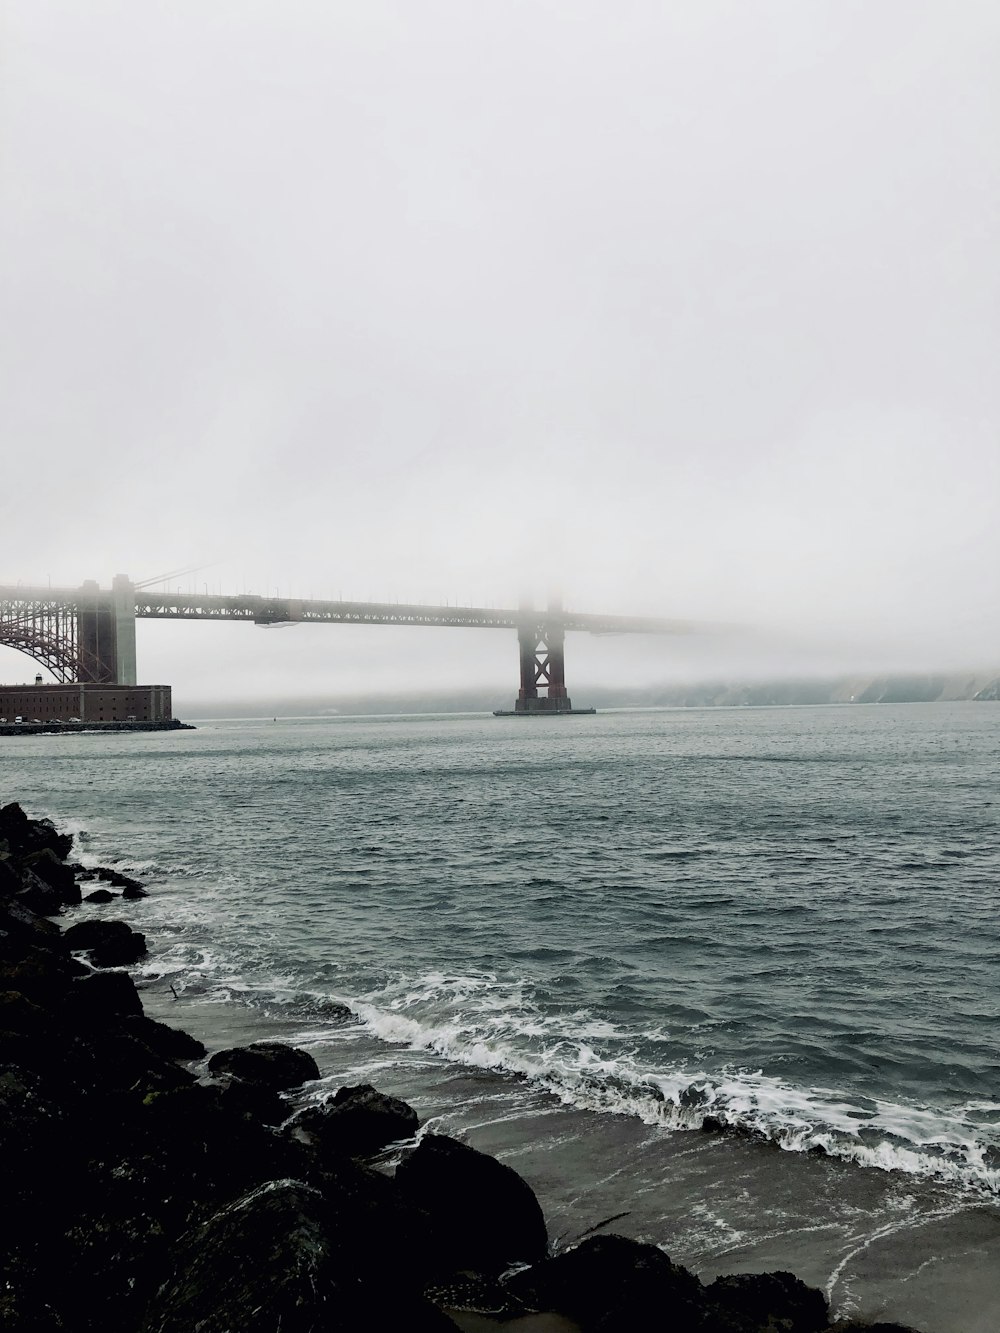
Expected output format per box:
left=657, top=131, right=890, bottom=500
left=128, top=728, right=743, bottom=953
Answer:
left=15, top=869, right=66, bottom=917
left=63, top=918, right=147, bottom=966
left=395, top=1133, right=548, bottom=1273
left=93, top=866, right=147, bottom=894
left=426, top=1272, right=529, bottom=1319
left=79, top=1030, right=198, bottom=1096
left=122, top=1015, right=206, bottom=1060
left=1, top=897, right=63, bottom=940
left=210, top=1075, right=290, bottom=1127
left=291, top=1082, right=419, bottom=1158
left=22, top=848, right=81, bottom=903
left=0, top=855, right=22, bottom=898
left=0, top=989, right=50, bottom=1034
left=68, top=969, right=144, bottom=1020
left=706, top=1271, right=829, bottom=1333
left=64, top=919, right=135, bottom=951
left=90, top=930, right=147, bottom=967
left=138, top=1179, right=355, bottom=1333
left=0, top=948, right=84, bottom=1005
left=84, top=888, right=116, bottom=903
left=829, top=1325, right=922, bottom=1333
left=207, top=1041, right=320, bottom=1090
left=0, top=1286, right=66, bottom=1331
left=507, top=1233, right=703, bottom=1330
left=0, top=804, right=73, bottom=861
left=136, top=1084, right=308, bottom=1203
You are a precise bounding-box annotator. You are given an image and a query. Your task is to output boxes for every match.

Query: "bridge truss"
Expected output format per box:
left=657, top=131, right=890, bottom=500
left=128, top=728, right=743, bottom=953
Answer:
left=0, top=581, right=709, bottom=709
left=0, top=589, right=105, bottom=683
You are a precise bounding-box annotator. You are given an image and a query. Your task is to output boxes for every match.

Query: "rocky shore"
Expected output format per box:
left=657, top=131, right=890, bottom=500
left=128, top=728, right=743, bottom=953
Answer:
left=0, top=720, right=194, bottom=737
left=1, top=801, right=924, bottom=1333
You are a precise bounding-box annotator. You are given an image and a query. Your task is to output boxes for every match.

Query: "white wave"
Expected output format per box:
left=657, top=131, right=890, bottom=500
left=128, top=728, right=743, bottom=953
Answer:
left=341, top=971, right=1000, bottom=1196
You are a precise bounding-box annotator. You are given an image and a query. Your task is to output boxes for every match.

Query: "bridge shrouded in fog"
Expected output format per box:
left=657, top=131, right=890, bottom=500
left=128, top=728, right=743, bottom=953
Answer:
left=0, top=576, right=708, bottom=714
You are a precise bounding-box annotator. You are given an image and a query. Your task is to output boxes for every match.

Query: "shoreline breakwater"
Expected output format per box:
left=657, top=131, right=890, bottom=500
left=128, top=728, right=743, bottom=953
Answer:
left=1, top=800, right=924, bottom=1332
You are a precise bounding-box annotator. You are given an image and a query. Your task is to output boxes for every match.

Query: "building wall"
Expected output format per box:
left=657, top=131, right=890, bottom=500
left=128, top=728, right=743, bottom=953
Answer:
left=0, top=684, right=172, bottom=723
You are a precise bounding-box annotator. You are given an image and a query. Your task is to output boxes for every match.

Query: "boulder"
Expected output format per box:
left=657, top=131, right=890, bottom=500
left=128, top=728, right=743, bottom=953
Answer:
left=0, top=989, right=50, bottom=1035
left=207, top=1041, right=320, bottom=1090
left=210, top=1075, right=290, bottom=1127
left=15, top=870, right=66, bottom=917
left=291, top=1082, right=419, bottom=1158
left=64, top=919, right=135, bottom=951
left=71, top=1030, right=198, bottom=1097
left=0, top=855, right=22, bottom=898
left=90, top=931, right=147, bottom=967
left=136, top=1084, right=308, bottom=1201
left=121, top=1015, right=206, bottom=1060
left=0, top=805, right=73, bottom=860
left=0, top=898, right=63, bottom=941
left=706, top=1271, right=829, bottom=1333
left=68, top=970, right=144, bottom=1020
left=138, top=1179, right=362, bottom=1333
left=0, top=949, right=84, bottom=1005
left=63, top=918, right=147, bottom=966
left=84, top=888, right=116, bottom=904
left=395, top=1133, right=547, bottom=1273
left=93, top=866, right=147, bottom=894
left=827, top=1325, right=921, bottom=1333
left=22, top=849, right=81, bottom=903
left=506, top=1233, right=703, bottom=1330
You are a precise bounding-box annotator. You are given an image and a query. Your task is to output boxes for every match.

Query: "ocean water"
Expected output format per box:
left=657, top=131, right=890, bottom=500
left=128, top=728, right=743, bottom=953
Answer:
left=4, top=703, right=1000, bottom=1329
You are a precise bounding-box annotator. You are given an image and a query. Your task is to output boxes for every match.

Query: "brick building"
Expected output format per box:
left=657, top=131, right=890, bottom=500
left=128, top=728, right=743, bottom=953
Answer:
left=0, top=683, right=172, bottom=723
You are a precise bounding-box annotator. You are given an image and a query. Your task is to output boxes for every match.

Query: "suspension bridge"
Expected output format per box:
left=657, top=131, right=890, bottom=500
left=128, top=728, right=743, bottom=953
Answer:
left=0, top=575, right=710, bottom=714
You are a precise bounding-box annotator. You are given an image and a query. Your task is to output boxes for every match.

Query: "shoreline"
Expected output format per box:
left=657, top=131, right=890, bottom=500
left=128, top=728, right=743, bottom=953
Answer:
left=139, top=983, right=1000, bottom=1333
left=0, top=798, right=942, bottom=1332
left=0, top=719, right=194, bottom=736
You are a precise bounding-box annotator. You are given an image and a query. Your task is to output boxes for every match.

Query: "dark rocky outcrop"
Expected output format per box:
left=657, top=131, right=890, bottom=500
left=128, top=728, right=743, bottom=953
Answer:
left=89, top=930, right=147, bottom=967
left=396, top=1132, right=548, bottom=1273
left=706, top=1270, right=829, bottom=1332
left=63, top=918, right=147, bottom=966
left=22, top=847, right=82, bottom=902
left=831, top=1325, right=922, bottom=1333
left=83, top=887, right=116, bottom=903
left=290, top=1081, right=419, bottom=1158
left=507, top=1233, right=705, bottom=1331
left=142, top=1178, right=459, bottom=1333
left=207, top=1040, right=320, bottom=1089
left=0, top=802, right=73, bottom=860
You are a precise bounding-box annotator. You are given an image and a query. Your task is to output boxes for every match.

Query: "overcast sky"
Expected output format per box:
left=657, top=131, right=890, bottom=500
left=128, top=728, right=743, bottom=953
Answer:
left=2, top=1, right=998, bottom=702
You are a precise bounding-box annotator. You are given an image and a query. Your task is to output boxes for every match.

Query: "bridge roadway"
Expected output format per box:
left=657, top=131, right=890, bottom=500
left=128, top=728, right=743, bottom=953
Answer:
left=0, top=580, right=708, bottom=710
left=0, top=583, right=702, bottom=634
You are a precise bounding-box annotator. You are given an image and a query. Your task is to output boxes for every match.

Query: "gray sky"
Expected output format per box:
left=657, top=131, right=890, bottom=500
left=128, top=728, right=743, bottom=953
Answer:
left=2, top=1, right=998, bottom=701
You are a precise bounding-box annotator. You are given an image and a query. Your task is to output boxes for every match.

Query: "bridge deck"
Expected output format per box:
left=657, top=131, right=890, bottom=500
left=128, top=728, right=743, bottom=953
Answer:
left=0, top=587, right=703, bottom=636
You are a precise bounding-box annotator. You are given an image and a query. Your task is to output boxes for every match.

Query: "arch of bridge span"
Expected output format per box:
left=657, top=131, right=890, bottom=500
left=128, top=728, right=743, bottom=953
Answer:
left=0, top=627, right=80, bottom=683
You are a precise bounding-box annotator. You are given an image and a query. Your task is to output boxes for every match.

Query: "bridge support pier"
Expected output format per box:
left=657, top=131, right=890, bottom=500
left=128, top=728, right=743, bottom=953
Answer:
left=75, top=575, right=137, bottom=684
left=494, top=601, right=595, bottom=715
left=76, top=581, right=117, bottom=683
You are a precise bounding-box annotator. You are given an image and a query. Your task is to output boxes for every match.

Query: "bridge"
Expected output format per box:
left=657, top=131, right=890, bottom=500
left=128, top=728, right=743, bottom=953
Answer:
left=0, top=576, right=708, bottom=714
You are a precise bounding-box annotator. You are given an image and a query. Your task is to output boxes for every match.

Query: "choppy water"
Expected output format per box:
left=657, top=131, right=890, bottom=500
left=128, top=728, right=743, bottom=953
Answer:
left=5, top=703, right=1000, bottom=1327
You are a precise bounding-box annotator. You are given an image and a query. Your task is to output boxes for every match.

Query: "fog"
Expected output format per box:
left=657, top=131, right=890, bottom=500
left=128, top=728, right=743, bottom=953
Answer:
left=2, top=1, right=998, bottom=704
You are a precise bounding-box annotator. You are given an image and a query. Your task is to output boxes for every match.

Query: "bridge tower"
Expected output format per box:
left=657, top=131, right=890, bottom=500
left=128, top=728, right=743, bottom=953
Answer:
left=75, top=575, right=136, bottom=684
left=499, top=598, right=594, bottom=715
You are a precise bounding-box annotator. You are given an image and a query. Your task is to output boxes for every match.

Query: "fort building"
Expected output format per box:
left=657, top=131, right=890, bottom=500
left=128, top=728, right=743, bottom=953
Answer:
left=0, top=681, right=172, bottom=724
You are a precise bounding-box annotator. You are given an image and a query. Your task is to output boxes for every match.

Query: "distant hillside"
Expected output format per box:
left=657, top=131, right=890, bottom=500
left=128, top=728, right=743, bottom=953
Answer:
left=181, top=671, right=1000, bottom=718
left=609, top=672, right=1000, bottom=709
